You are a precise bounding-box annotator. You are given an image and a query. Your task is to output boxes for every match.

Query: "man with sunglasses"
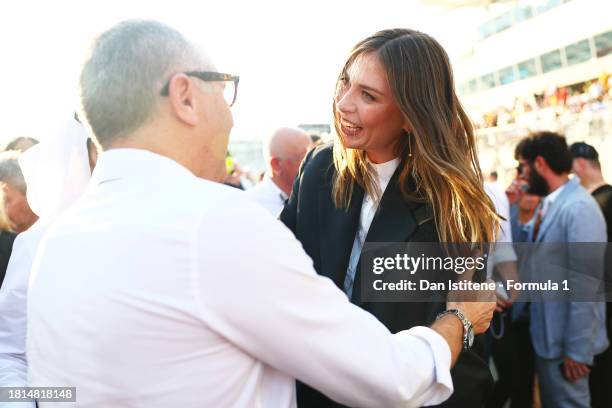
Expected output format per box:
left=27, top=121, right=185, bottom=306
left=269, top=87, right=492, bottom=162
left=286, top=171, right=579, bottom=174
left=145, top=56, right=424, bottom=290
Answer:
left=25, top=20, right=495, bottom=407
left=513, top=133, right=607, bottom=408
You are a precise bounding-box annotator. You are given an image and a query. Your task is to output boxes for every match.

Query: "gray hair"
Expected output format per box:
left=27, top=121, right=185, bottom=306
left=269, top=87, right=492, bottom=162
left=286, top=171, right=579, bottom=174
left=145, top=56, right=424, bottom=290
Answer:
left=80, top=20, right=205, bottom=148
left=5, top=136, right=39, bottom=152
left=0, top=151, right=27, bottom=194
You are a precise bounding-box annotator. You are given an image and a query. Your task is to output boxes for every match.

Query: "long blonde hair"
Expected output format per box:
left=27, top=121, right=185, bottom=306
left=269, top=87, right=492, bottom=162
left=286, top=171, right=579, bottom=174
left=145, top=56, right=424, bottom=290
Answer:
left=332, top=29, right=498, bottom=244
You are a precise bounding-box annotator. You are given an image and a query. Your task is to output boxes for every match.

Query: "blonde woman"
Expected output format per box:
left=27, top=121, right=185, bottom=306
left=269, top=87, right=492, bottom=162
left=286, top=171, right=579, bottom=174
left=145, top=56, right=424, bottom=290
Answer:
left=281, top=29, right=498, bottom=407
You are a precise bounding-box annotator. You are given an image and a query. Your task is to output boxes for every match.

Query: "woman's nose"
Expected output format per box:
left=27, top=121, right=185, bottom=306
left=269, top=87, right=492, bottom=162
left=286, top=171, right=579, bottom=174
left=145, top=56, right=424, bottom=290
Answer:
left=335, top=88, right=355, bottom=114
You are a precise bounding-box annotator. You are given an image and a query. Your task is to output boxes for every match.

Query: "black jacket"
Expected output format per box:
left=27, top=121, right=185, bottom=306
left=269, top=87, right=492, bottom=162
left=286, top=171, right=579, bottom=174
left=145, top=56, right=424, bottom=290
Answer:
left=0, top=230, right=17, bottom=289
left=280, top=144, right=493, bottom=408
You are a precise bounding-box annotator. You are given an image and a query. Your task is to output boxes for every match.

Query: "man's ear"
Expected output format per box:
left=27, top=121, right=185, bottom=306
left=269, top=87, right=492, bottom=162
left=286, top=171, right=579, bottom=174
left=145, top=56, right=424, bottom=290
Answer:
left=534, top=156, right=547, bottom=174
left=270, top=157, right=282, bottom=176
left=167, top=74, right=199, bottom=126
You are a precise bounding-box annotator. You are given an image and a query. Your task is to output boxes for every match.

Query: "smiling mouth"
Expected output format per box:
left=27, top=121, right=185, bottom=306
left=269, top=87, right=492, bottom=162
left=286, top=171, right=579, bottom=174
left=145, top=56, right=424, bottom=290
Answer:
left=340, top=119, right=362, bottom=137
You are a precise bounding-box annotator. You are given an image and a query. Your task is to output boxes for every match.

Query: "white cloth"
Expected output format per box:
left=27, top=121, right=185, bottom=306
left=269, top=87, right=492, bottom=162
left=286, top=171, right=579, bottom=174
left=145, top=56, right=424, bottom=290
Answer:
left=484, top=182, right=517, bottom=281
left=0, top=116, right=91, bottom=408
left=343, top=158, right=399, bottom=298
left=28, top=149, right=453, bottom=408
left=360, top=158, right=400, bottom=236
left=541, top=179, right=569, bottom=218
left=19, top=117, right=90, bottom=221
left=245, top=176, right=287, bottom=217
left=484, top=182, right=512, bottom=244
left=0, top=227, right=46, bottom=408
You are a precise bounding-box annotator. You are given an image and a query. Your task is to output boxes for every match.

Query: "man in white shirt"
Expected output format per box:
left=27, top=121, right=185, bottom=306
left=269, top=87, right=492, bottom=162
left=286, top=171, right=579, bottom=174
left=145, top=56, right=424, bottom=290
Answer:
left=246, top=127, right=311, bottom=216
left=0, top=116, right=92, bottom=408
left=27, top=20, right=495, bottom=407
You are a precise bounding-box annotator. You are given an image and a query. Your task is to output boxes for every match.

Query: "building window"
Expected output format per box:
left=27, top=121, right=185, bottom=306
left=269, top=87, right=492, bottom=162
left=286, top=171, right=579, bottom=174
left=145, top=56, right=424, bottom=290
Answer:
left=518, top=59, right=538, bottom=79
left=514, top=6, right=533, bottom=24
left=493, top=12, right=513, bottom=34
left=479, top=22, right=494, bottom=40
left=565, top=39, right=592, bottom=65
left=595, top=30, right=612, bottom=58
left=480, top=73, right=496, bottom=90
left=536, top=0, right=562, bottom=14
left=468, top=79, right=477, bottom=93
left=499, top=66, right=517, bottom=85
left=540, top=50, right=563, bottom=73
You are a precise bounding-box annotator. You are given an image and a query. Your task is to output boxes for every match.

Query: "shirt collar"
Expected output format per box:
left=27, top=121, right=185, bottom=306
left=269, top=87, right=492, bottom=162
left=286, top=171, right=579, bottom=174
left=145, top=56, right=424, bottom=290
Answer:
left=542, top=179, right=569, bottom=216
left=262, top=175, right=288, bottom=201
left=370, top=158, right=400, bottom=186
left=91, top=148, right=197, bottom=185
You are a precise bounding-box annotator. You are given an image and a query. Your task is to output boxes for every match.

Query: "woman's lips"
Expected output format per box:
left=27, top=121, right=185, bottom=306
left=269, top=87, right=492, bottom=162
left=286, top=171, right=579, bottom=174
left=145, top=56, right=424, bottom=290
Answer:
left=340, top=120, right=362, bottom=137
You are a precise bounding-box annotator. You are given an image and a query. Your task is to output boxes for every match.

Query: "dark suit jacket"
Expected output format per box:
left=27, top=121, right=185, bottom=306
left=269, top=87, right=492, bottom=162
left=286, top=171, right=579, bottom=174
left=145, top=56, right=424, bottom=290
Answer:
left=280, top=144, right=493, bottom=408
left=0, top=230, right=17, bottom=289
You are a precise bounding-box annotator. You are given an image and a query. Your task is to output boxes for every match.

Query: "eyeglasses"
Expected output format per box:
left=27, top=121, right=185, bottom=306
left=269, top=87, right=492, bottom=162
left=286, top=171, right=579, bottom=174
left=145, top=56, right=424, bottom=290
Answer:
left=516, top=160, right=530, bottom=175
left=160, top=71, right=240, bottom=107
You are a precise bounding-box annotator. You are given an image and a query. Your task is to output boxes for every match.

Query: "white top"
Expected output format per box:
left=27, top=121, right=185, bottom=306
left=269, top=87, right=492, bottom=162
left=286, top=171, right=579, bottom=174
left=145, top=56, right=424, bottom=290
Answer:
left=245, top=176, right=287, bottom=217
left=0, top=116, right=91, bottom=408
left=484, top=182, right=512, bottom=244
left=343, top=158, right=400, bottom=298
left=484, top=182, right=517, bottom=280
left=0, top=225, right=47, bottom=408
left=27, top=149, right=453, bottom=408
left=360, top=158, right=401, bottom=237
left=541, top=179, right=569, bottom=218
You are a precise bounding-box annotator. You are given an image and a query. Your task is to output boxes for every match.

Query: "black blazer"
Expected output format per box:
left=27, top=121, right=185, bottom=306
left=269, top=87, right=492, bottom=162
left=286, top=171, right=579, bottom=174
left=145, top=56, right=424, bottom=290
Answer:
left=280, top=144, right=493, bottom=408
left=0, top=230, right=17, bottom=289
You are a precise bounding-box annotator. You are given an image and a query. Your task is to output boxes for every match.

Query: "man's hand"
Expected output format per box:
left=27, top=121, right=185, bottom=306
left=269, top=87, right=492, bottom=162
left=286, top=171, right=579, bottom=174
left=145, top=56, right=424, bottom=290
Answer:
left=493, top=262, right=521, bottom=313
left=432, top=285, right=496, bottom=367
left=563, top=356, right=590, bottom=382
left=447, top=280, right=497, bottom=335
left=506, top=180, right=527, bottom=205
left=495, top=286, right=519, bottom=313
left=495, top=296, right=510, bottom=313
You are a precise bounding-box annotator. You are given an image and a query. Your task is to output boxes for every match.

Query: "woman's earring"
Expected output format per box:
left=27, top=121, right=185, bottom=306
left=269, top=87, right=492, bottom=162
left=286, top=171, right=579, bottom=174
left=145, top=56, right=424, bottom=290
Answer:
left=407, top=132, right=413, bottom=158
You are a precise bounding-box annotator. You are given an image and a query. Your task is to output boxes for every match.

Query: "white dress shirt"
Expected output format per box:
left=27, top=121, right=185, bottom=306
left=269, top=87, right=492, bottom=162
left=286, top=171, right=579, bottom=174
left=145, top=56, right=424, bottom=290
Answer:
left=484, top=182, right=512, bottom=244
left=484, top=182, right=517, bottom=281
left=0, top=226, right=47, bottom=408
left=245, top=176, right=287, bottom=217
left=0, top=118, right=90, bottom=408
left=541, top=179, right=568, bottom=218
left=27, top=149, right=453, bottom=408
left=360, top=158, right=400, bottom=236
left=344, top=158, right=400, bottom=298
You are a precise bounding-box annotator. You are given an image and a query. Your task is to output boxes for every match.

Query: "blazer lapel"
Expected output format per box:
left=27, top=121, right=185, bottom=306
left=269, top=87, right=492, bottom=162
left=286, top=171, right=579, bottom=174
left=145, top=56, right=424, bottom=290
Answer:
left=353, top=170, right=427, bottom=304
left=365, top=170, right=423, bottom=243
left=536, top=179, right=578, bottom=242
left=318, top=183, right=364, bottom=288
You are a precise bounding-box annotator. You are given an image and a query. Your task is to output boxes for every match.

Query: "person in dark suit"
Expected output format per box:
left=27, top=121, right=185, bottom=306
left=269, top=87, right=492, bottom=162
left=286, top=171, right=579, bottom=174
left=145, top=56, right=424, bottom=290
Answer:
left=280, top=28, right=499, bottom=407
left=569, top=142, right=612, bottom=408
left=0, top=228, right=16, bottom=288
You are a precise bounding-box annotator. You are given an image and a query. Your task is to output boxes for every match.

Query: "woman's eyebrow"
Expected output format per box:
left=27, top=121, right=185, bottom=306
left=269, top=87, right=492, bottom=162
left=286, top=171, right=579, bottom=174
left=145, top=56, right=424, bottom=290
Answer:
left=357, top=83, right=384, bottom=95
